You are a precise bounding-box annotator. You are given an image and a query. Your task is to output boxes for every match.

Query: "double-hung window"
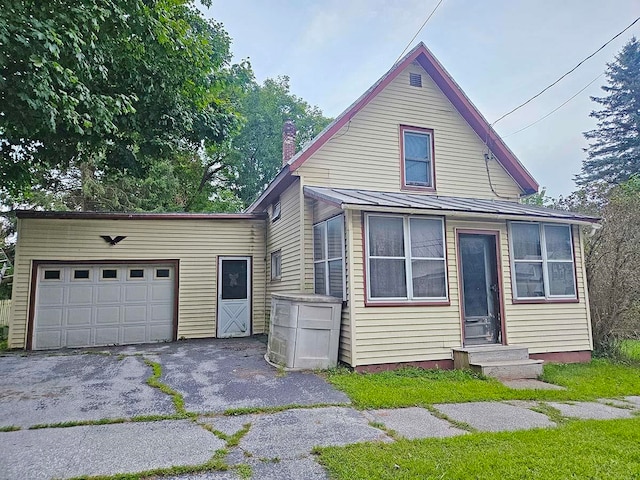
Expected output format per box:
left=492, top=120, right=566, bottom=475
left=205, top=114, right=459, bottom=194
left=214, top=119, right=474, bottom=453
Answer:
left=510, top=222, right=576, bottom=300
left=365, top=214, right=447, bottom=302
left=401, top=125, right=434, bottom=189
left=313, top=216, right=345, bottom=300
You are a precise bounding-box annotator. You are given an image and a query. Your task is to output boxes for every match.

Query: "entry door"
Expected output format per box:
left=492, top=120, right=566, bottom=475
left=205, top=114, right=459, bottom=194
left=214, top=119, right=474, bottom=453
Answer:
left=459, top=234, right=502, bottom=345
left=217, top=257, right=251, bottom=338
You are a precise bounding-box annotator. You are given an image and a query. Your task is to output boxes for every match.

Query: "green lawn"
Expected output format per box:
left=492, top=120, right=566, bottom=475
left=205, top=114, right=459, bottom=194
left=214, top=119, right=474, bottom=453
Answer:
left=327, top=360, right=640, bottom=408
left=317, top=417, right=640, bottom=480
left=620, top=339, right=640, bottom=361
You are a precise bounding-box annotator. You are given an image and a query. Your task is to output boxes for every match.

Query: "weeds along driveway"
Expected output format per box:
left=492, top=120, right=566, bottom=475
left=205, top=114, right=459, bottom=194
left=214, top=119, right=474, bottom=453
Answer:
left=0, top=337, right=349, bottom=429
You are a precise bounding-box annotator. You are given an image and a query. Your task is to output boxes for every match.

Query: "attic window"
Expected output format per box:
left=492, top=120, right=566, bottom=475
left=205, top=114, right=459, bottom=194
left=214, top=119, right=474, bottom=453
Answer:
left=272, top=200, right=281, bottom=222
left=409, top=73, right=422, bottom=87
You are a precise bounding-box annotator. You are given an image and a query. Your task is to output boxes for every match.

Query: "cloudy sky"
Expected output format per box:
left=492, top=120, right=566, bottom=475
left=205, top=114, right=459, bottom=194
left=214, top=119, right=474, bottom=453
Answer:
left=202, top=1, right=640, bottom=198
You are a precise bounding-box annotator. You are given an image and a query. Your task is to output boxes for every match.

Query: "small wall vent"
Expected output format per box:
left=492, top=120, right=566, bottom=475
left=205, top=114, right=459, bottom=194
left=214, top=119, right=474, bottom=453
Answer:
left=409, top=73, right=422, bottom=87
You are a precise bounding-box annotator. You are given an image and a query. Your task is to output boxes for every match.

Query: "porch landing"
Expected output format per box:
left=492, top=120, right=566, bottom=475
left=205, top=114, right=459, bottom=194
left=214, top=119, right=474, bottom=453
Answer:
left=452, top=346, right=543, bottom=380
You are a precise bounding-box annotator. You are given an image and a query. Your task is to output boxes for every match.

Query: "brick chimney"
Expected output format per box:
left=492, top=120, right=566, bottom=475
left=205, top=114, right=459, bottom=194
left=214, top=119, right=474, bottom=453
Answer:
left=282, top=119, right=296, bottom=165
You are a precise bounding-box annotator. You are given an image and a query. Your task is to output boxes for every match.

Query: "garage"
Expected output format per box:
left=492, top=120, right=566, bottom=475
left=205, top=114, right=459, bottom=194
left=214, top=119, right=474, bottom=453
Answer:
left=31, top=263, right=176, bottom=350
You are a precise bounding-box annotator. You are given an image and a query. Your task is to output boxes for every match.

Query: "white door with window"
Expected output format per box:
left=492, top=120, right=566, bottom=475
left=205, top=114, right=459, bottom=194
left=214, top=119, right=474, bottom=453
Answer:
left=217, top=257, right=251, bottom=338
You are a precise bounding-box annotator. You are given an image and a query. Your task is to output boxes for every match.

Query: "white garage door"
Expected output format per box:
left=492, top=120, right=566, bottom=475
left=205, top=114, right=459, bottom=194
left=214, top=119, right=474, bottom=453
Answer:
left=33, top=264, right=175, bottom=350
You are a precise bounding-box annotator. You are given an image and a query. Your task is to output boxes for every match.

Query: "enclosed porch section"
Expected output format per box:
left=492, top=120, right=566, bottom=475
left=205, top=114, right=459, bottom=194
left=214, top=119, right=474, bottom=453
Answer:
left=304, top=186, right=598, bottom=370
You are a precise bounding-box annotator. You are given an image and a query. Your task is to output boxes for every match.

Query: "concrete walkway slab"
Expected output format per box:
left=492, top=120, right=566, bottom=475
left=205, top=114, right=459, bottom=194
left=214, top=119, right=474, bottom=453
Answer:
left=501, top=379, right=566, bottom=390
left=0, top=420, right=224, bottom=480
left=434, top=402, right=555, bottom=431
left=234, top=407, right=390, bottom=460
left=547, top=401, right=634, bottom=419
left=0, top=354, right=174, bottom=428
left=247, top=458, right=329, bottom=480
left=150, top=339, right=350, bottom=413
left=624, top=396, right=640, bottom=408
left=364, top=407, right=467, bottom=439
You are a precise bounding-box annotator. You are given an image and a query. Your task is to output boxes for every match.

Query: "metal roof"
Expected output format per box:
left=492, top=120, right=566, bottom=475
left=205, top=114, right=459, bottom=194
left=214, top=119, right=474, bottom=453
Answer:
left=303, top=186, right=599, bottom=224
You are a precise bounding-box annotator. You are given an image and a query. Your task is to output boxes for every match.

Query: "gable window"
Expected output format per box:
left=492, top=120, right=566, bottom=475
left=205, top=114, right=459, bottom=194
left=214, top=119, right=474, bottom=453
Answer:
left=313, top=215, right=345, bottom=300
left=272, top=200, right=281, bottom=222
left=271, top=250, right=282, bottom=280
left=509, top=222, right=576, bottom=300
left=365, top=214, right=447, bottom=303
left=401, top=125, right=434, bottom=190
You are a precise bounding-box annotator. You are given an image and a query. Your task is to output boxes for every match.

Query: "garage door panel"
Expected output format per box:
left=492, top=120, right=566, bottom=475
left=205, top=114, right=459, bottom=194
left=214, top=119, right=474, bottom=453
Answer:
left=68, top=286, right=94, bottom=304
left=150, top=304, right=172, bottom=321
left=35, top=331, right=62, bottom=349
left=151, top=284, right=172, bottom=301
left=34, top=264, right=174, bottom=350
left=38, top=309, right=63, bottom=327
left=65, top=328, right=93, bottom=348
left=122, top=325, right=147, bottom=344
left=97, top=285, right=122, bottom=304
left=67, top=307, right=92, bottom=326
left=95, top=327, right=119, bottom=345
left=125, top=285, right=149, bottom=302
left=150, top=324, right=173, bottom=341
left=96, top=306, right=121, bottom=324
left=39, top=287, right=65, bottom=306
left=124, top=305, right=147, bottom=323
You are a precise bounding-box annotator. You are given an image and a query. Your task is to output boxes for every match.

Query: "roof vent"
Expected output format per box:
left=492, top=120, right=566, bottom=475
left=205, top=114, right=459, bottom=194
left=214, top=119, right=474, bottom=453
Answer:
left=409, top=73, right=422, bottom=87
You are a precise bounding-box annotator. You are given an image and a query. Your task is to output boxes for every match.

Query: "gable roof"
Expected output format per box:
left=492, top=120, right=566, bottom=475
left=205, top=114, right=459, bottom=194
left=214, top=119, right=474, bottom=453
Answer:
left=248, top=42, right=538, bottom=212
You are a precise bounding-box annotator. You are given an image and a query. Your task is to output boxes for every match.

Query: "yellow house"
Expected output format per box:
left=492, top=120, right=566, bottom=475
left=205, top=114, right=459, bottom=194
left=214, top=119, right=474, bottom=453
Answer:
left=8, top=43, right=598, bottom=373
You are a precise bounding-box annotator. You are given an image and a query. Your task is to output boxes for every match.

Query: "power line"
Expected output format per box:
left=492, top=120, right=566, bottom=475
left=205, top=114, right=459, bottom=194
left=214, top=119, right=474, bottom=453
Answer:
left=492, top=15, right=640, bottom=127
left=395, top=0, right=445, bottom=64
left=501, top=73, right=604, bottom=138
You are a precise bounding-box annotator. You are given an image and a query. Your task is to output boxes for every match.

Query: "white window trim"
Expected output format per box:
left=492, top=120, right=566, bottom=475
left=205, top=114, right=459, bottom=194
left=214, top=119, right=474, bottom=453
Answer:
left=313, top=215, right=346, bottom=301
left=402, top=127, right=434, bottom=188
left=272, top=200, right=281, bottom=222
left=270, top=250, right=282, bottom=281
left=364, top=213, right=448, bottom=303
left=509, top=222, right=577, bottom=300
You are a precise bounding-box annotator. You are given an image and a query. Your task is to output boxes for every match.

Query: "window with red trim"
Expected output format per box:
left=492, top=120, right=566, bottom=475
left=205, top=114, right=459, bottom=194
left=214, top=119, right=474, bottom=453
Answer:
left=401, top=125, right=434, bottom=189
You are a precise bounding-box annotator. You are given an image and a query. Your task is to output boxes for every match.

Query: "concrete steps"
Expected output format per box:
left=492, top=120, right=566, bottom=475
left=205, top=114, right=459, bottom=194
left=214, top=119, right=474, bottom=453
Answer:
left=452, top=346, right=543, bottom=380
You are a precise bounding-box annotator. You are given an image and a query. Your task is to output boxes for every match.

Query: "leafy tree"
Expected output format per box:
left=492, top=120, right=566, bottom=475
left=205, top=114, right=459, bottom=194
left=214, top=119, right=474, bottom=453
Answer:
left=0, top=0, right=250, bottom=211
left=585, top=176, right=640, bottom=350
left=577, top=37, right=640, bottom=186
left=229, top=76, right=331, bottom=206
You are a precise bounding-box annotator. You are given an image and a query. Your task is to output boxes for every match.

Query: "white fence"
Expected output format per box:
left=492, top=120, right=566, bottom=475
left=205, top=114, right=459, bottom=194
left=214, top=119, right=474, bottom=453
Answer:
left=0, top=300, right=10, bottom=327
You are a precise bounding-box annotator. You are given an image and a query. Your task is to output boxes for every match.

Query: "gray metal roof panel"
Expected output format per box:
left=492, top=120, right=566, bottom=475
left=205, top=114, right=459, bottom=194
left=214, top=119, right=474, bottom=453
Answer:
left=303, top=186, right=599, bottom=223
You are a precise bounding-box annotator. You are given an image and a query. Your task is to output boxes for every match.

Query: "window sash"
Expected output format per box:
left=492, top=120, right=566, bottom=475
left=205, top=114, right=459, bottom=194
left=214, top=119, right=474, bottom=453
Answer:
left=510, top=222, right=576, bottom=299
left=366, top=214, right=447, bottom=302
left=313, top=216, right=345, bottom=300
left=402, top=128, right=433, bottom=188
left=270, top=251, right=281, bottom=280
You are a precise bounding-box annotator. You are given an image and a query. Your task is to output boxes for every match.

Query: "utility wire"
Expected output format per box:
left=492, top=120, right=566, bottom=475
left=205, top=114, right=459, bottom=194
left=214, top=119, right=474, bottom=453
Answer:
left=501, top=73, right=604, bottom=138
left=395, top=0, right=445, bottom=63
left=492, top=15, right=640, bottom=127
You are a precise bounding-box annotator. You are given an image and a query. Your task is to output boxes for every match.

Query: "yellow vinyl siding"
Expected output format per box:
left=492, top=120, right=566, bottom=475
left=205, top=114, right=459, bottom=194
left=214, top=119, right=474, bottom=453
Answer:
left=9, top=217, right=266, bottom=349
left=348, top=214, right=592, bottom=367
left=266, top=180, right=306, bottom=299
left=296, top=63, right=522, bottom=200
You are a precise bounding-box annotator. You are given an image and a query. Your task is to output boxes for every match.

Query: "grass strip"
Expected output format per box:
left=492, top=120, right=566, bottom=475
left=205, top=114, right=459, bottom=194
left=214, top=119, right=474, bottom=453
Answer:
left=0, top=425, right=21, bottom=432
left=327, top=360, right=640, bottom=408
left=199, top=422, right=252, bottom=448
left=27, top=413, right=191, bottom=430
left=222, top=402, right=349, bottom=416
left=317, top=417, right=640, bottom=480
left=67, top=449, right=229, bottom=480
left=143, top=358, right=187, bottom=415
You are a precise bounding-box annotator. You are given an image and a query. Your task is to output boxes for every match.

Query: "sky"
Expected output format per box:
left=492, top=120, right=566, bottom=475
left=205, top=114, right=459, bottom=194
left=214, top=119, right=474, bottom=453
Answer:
left=201, top=1, right=640, bottom=198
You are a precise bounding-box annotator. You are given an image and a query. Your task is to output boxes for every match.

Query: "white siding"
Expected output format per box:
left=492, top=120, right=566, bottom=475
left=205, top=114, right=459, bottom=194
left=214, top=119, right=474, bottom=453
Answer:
left=296, top=62, right=522, bottom=200
left=9, top=217, right=266, bottom=349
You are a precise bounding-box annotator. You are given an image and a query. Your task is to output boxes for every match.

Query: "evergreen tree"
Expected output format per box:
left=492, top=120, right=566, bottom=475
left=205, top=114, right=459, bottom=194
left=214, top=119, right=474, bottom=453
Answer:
left=577, top=37, right=640, bottom=186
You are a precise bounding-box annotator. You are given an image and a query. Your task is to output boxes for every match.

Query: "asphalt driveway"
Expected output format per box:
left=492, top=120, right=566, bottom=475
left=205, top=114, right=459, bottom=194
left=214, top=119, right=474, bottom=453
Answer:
left=0, top=337, right=349, bottom=428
